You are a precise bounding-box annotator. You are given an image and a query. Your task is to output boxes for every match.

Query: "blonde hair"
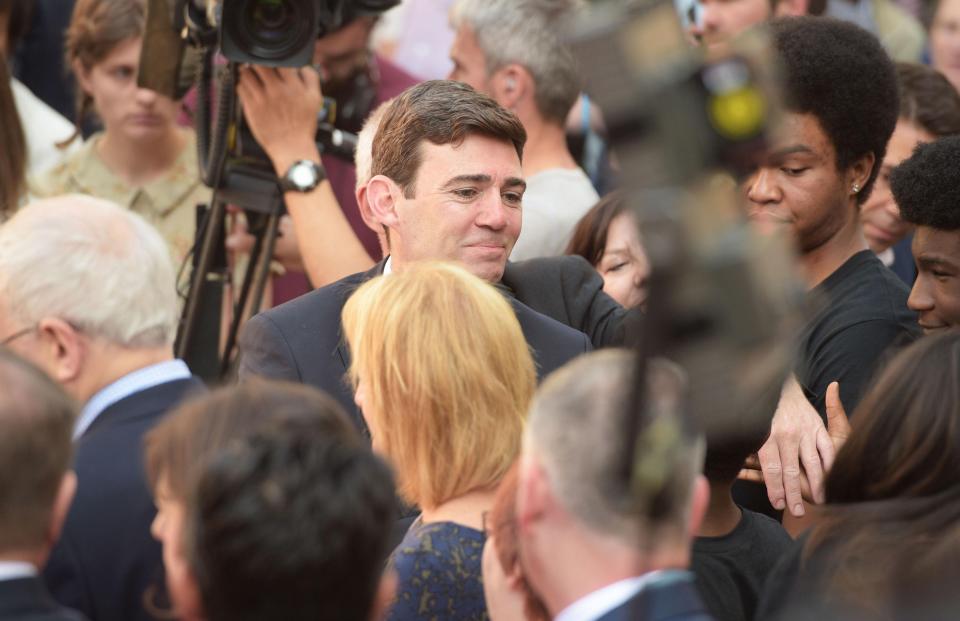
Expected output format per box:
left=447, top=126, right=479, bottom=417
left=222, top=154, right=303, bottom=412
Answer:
left=342, top=262, right=536, bottom=509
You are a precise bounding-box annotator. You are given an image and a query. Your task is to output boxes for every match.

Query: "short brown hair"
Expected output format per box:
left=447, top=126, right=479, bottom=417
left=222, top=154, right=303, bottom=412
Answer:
left=896, top=62, right=960, bottom=138
left=63, top=0, right=146, bottom=146
left=0, top=349, right=76, bottom=551
left=144, top=381, right=356, bottom=503
left=371, top=80, right=527, bottom=197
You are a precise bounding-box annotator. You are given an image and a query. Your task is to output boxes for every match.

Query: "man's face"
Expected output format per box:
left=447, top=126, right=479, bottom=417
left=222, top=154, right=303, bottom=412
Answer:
left=860, top=120, right=932, bottom=253
left=744, top=112, right=854, bottom=254
left=312, top=17, right=375, bottom=93
left=908, top=226, right=960, bottom=333
left=389, top=134, right=524, bottom=283
left=687, top=0, right=771, bottom=49
left=448, top=25, right=493, bottom=98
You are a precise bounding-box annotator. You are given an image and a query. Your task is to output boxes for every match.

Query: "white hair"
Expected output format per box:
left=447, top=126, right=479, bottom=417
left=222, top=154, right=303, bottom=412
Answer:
left=451, top=0, right=584, bottom=123
left=0, top=195, right=179, bottom=348
left=525, top=349, right=704, bottom=543
left=355, top=99, right=395, bottom=191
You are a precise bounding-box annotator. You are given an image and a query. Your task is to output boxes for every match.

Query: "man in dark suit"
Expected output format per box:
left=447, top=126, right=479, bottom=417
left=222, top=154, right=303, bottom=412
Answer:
left=0, top=350, right=85, bottom=621
left=516, top=350, right=713, bottom=621
left=239, top=80, right=592, bottom=426
left=0, top=196, right=204, bottom=621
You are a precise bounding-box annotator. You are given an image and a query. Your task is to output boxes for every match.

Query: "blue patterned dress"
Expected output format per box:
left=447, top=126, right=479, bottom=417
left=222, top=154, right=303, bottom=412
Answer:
left=386, top=519, right=488, bottom=621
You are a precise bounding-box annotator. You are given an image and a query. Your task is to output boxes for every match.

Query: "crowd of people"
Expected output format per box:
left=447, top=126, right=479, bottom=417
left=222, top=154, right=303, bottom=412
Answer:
left=3, top=0, right=960, bottom=620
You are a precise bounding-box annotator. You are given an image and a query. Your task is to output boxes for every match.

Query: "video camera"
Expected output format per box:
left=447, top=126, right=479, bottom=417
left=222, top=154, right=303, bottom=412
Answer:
left=568, top=0, right=804, bottom=515
left=139, top=0, right=397, bottom=381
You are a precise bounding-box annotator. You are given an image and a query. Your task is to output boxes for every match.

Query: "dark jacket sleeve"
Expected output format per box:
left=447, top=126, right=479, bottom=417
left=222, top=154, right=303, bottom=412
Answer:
left=237, top=312, right=302, bottom=383
left=504, top=255, right=632, bottom=348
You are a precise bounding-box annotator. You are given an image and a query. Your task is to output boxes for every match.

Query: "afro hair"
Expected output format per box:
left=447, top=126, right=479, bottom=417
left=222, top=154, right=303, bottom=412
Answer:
left=770, top=17, right=899, bottom=205
left=890, top=136, right=960, bottom=231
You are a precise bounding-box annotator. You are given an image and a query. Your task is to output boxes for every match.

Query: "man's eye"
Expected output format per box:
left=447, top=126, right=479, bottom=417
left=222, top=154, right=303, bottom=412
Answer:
left=453, top=188, right=479, bottom=199
left=781, top=167, right=808, bottom=176
left=503, top=192, right=523, bottom=205
left=112, top=67, right=135, bottom=80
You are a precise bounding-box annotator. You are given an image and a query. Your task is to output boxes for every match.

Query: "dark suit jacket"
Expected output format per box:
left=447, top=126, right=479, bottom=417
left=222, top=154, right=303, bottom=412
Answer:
left=501, top=255, right=634, bottom=349
left=238, top=261, right=592, bottom=429
left=0, top=577, right=86, bottom=621
left=43, top=377, right=206, bottom=621
left=596, top=576, right=714, bottom=621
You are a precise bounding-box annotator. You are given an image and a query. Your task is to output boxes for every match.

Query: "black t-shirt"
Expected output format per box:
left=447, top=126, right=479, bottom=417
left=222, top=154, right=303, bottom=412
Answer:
left=795, top=250, right=919, bottom=419
left=691, top=507, right=793, bottom=621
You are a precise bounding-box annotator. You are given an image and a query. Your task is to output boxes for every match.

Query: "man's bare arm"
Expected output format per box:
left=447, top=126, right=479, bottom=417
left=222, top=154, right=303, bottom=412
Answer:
left=237, top=65, right=375, bottom=287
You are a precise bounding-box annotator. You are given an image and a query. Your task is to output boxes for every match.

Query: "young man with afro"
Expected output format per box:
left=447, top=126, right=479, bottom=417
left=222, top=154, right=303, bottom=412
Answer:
left=739, top=17, right=919, bottom=521
left=890, top=136, right=960, bottom=333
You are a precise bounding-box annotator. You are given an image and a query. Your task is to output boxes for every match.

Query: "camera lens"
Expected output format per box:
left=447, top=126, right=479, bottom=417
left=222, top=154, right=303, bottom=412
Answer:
left=228, top=0, right=314, bottom=62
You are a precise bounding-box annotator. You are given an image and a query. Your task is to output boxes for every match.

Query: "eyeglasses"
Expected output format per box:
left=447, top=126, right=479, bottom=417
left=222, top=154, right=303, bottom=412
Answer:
left=0, top=326, right=35, bottom=346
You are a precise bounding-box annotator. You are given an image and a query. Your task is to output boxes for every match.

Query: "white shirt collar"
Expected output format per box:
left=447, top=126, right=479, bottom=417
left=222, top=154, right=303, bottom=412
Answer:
left=555, top=571, right=669, bottom=621
left=877, top=247, right=895, bottom=267
left=75, top=359, right=192, bottom=440
left=383, top=256, right=393, bottom=275
left=0, top=561, right=37, bottom=582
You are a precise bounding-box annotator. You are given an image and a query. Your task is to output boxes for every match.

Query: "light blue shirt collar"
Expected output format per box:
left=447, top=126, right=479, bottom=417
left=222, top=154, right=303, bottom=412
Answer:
left=75, top=359, right=192, bottom=440
left=555, top=570, right=692, bottom=621
left=0, top=561, right=37, bottom=582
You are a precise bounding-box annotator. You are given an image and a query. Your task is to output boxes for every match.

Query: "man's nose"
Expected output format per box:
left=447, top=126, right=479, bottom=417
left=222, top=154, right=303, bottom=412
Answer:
left=476, top=193, right=510, bottom=230
left=745, top=169, right=781, bottom=205
left=908, top=276, right=934, bottom=313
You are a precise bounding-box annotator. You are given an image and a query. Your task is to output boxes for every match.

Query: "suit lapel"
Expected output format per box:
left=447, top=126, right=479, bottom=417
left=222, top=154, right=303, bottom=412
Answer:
left=334, top=259, right=388, bottom=373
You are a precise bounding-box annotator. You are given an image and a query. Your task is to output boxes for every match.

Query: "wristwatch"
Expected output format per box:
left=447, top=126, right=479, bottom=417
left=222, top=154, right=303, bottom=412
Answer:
left=279, top=160, right=325, bottom=193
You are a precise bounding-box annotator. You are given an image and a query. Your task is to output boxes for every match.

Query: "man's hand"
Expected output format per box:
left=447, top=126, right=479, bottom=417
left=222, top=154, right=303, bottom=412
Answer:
left=236, top=65, right=323, bottom=174
left=740, top=380, right=852, bottom=513
left=754, top=376, right=836, bottom=516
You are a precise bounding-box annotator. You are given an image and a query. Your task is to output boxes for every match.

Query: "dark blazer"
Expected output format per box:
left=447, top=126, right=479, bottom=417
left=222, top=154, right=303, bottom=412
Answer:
left=0, top=577, right=86, bottom=621
left=501, top=255, right=635, bottom=348
left=238, top=261, right=592, bottom=429
left=43, top=377, right=206, bottom=621
left=597, top=576, right=714, bottom=621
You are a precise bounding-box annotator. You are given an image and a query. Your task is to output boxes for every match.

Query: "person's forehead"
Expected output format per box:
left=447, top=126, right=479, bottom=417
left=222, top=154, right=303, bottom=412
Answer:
left=417, top=135, right=522, bottom=179
left=915, top=226, right=960, bottom=259
left=764, top=112, right=835, bottom=158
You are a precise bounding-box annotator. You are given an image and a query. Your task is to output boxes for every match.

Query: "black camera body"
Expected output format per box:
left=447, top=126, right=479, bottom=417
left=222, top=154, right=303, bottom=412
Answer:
left=217, top=0, right=399, bottom=67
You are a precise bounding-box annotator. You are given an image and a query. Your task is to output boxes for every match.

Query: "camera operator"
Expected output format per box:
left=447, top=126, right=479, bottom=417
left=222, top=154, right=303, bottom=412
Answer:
left=236, top=15, right=417, bottom=297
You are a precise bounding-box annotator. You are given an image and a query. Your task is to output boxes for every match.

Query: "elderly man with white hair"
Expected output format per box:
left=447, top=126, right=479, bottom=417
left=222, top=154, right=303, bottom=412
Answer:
left=515, top=350, right=713, bottom=621
left=0, top=195, right=204, bottom=621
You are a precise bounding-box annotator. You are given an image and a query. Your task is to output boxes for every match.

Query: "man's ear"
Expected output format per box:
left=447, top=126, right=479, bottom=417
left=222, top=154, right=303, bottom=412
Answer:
left=368, top=568, right=398, bottom=621
left=47, top=471, right=77, bottom=548
left=35, top=317, right=86, bottom=386
left=687, top=474, right=710, bottom=538
left=491, top=64, right=531, bottom=112
left=365, top=175, right=403, bottom=231
left=516, top=454, right=550, bottom=534
left=849, top=152, right=876, bottom=199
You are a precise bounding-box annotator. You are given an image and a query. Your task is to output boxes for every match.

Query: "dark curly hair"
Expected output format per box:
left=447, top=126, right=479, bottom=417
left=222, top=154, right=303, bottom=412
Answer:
left=890, top=136, right=960, bottom=231
left=770, top=17, right=899, bottom=205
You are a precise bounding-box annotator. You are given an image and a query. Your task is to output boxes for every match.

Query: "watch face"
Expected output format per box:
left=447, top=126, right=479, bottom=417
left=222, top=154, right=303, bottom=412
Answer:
left=290, top=162, right=319, bottom=188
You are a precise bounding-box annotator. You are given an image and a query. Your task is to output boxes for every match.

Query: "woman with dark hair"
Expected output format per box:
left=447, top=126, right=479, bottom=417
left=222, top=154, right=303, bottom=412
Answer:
left=565, top=191, right=649, bottom=308
left=0, top=52, right=26, bottom=216
left=759, top=332, right=960, bottom=619
left=860, top=62, right=960, bottom=284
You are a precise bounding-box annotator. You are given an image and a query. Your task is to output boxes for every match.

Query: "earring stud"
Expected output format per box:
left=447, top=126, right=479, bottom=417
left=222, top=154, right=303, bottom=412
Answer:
left=852, top=183, right=861, bottom=193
